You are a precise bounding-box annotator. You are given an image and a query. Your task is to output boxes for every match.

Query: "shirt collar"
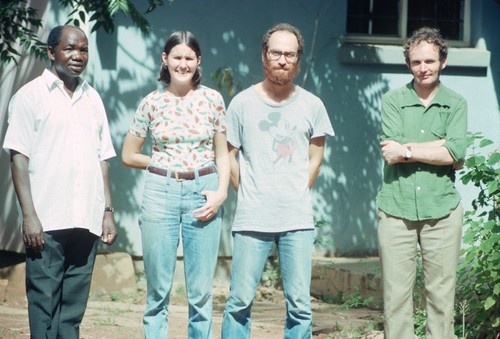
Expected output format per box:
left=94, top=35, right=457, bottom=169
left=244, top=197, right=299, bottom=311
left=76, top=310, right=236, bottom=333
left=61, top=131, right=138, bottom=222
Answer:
left=401, top=80, right=452, bottom=108
left=41, top=69, right=88, bottom=94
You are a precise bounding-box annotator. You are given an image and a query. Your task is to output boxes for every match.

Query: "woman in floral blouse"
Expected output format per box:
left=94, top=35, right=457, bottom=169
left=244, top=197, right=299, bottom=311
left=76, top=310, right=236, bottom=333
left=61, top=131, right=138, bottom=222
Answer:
left=122, top=31, right=229, bottom=339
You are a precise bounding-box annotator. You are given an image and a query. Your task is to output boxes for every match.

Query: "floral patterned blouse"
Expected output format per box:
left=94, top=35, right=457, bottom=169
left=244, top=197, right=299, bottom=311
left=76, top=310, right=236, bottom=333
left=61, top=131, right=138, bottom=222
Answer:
left=129, top=85, right=226, bottom=170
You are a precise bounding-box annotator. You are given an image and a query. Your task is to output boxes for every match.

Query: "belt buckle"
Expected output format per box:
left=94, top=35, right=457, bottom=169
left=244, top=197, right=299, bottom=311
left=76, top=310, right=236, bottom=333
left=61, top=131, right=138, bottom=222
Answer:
left=174, top=171, right=185, bottom=182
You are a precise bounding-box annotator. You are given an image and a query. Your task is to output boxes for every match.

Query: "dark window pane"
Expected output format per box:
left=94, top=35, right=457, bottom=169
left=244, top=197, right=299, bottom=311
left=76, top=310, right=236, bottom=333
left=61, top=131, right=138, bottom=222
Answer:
left=407, top=0, right=463, bottom=40
left=347, top=0, right=400, bottom=36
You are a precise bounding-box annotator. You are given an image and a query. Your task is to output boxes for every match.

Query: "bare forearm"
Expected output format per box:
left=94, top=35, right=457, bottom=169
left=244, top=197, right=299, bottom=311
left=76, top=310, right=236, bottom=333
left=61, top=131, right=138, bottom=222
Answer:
left=216, top=159, right=229, bottom=195
left=100, top=160, right=117, bottom=244
left=214, top=134, right=230, bottom=197
left=11, top=151, right=45, bottom=251
left=11, top=152, right=37, bottom=218
left=406, top=145, right=454, bottom=165
left=308, top=137, right=325, bottom=188
left=406, top=139, right=445, bottom=148
left=122, top=153, right=151, bottom=169
left=100, top=161, right=113, bottom=207
left=308, top=160, right=322, bottom=189
left=228, top=144, right=240, bottom=191
left=381, top=140, right=454, bottom=165
left=229, top=157, right=240, bottom=191
left=121, top=133, right=150, bottom=169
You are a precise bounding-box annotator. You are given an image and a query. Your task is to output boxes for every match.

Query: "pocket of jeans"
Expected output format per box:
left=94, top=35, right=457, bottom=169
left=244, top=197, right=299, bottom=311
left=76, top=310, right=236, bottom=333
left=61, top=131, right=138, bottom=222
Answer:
left=193, top=174, right=219, bottom=215
left=195, top=173, right=218, bottom=198
left=139, top=174, right=169, bottom=223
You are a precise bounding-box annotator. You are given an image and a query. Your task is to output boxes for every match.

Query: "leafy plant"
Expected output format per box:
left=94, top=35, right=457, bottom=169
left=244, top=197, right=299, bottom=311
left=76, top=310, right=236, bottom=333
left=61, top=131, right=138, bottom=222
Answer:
left=413, top=308, right=427, bottom=338
left=456, top=132, right=500, bottom=337
left=210, top=67, right=243, bottom=97
left=341, top=289, right=374, bottom=310
left=175, top=285, right=185, bottom=296
left=0, top=0, right=47, bottom=66
left=412, top=254, right=427, bottom=336
left=60, top=0, right=167, bottom=35
left=261, top=257, right=282, bottom=288
left=110, top=291, right=123, bottom=301
left=313, top=218, right=328, bottom=246
left=454, top=300, right=470, bottom=339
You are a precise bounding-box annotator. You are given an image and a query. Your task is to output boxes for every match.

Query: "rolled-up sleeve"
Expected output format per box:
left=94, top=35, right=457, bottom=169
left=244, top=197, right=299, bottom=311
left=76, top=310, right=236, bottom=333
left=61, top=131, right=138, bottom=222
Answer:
left=442, top=97, right=467, bottom=164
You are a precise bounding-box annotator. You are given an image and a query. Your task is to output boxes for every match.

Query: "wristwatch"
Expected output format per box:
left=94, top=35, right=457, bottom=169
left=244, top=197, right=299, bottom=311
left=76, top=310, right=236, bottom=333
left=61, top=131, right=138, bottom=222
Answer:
left=404, top=146, right=412, bottom=161
left=104, top=206, right=115, bottom=213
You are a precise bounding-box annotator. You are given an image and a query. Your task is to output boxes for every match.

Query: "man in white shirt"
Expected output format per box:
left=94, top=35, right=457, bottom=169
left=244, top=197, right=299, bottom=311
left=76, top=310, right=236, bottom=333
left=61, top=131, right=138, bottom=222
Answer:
left=3, top=25, right=117, bottom=339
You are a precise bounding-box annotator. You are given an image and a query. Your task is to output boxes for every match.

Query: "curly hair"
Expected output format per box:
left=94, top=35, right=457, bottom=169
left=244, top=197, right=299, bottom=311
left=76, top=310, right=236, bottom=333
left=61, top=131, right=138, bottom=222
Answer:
left=261, top=23, right=304, bottom=59
left=403, top=27, right=448, bottom=62
left=157, top=31, right=202, bottom=86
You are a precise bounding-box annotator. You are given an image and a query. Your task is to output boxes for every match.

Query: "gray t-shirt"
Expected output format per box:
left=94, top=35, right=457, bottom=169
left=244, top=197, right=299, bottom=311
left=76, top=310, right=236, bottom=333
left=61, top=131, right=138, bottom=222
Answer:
left=227, top=85, right=334, bottom=232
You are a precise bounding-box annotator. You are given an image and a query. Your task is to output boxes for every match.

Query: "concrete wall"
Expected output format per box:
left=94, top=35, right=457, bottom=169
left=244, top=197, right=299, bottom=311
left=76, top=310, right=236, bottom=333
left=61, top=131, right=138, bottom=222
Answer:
left=1, top=0, right=499, bottom=257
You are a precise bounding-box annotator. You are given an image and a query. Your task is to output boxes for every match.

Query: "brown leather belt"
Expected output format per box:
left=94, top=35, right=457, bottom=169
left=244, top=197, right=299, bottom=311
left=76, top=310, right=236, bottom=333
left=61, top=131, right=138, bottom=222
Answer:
left=148, top=165, right=217, bottom=181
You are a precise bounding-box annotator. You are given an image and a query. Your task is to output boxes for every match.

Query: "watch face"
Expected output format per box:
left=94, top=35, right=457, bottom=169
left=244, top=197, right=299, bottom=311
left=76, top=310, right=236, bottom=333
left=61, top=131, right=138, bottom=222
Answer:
left=405, top=150, right=412, bottom=159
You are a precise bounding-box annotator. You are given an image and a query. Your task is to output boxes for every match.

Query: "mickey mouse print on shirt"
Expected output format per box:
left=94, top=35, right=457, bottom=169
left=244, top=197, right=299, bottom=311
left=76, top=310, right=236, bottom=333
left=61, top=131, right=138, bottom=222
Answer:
left=259, top=111, right=298, bottom=165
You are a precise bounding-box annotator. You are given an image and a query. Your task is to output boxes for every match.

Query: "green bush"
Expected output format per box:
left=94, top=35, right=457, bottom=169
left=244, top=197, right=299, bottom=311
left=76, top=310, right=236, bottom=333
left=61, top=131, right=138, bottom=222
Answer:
left=456, top=132, right=500, bottom=338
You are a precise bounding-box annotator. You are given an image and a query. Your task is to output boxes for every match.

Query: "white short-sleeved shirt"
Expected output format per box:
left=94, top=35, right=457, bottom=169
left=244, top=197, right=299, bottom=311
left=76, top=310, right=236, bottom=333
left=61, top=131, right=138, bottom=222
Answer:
left=227, top=85, right=334, bottom=232
left=3, top=69, right=116, bottom=236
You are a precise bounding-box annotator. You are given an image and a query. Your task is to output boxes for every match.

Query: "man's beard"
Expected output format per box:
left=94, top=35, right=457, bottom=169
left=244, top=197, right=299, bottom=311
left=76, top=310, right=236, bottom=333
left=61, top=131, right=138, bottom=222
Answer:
left=263, top=59, right=300, bottom=85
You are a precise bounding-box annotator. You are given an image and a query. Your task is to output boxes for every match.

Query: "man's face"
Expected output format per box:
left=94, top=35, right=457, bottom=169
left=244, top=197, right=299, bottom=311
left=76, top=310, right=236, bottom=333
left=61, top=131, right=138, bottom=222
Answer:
left=263, top=31, right=300, bottom=85
left=49, top=27, right=89, bottom=80
left=406, top=41, right=447, bottom=90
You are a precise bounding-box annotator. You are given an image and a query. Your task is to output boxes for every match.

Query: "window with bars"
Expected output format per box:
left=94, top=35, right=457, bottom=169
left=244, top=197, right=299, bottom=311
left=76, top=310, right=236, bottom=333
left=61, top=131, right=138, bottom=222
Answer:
left=345, top=0, right=470, bottom=46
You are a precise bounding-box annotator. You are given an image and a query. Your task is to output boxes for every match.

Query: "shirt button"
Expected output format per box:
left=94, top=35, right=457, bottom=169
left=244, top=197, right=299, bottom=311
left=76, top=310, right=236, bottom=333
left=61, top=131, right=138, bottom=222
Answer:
left=417, top=167, right=421, bottom=171
left=416, top=186, right=421, bottom=191
left=420, top=129, right=425, bottom=134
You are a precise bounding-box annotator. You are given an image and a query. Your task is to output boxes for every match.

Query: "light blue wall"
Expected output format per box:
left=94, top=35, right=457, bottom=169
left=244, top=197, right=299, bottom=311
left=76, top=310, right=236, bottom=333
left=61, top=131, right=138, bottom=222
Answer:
left=88, top=0, right=384, bottom=256
left=87, top=0, right=499, bottom=257
left=1, top=0, right=498, bottom=256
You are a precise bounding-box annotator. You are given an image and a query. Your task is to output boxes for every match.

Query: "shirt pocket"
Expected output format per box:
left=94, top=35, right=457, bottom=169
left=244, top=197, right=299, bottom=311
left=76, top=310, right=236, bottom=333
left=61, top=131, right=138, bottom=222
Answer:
left=430, top=110, right=450, bottom=139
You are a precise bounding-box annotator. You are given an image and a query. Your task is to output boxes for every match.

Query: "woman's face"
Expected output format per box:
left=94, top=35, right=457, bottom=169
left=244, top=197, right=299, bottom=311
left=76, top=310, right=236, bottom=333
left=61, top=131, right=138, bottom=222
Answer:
left=162, top=44, right=200, bottom=86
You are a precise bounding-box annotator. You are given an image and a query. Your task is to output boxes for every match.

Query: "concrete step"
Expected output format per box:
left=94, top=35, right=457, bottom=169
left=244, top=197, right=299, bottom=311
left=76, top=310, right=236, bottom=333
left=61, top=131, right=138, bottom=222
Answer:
left=1, top=251, right=382, bottom=307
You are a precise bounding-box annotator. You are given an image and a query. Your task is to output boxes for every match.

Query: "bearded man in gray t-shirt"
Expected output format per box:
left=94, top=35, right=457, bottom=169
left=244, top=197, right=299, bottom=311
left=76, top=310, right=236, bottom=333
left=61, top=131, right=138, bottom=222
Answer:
left=221, top=23, right=334, bottom=339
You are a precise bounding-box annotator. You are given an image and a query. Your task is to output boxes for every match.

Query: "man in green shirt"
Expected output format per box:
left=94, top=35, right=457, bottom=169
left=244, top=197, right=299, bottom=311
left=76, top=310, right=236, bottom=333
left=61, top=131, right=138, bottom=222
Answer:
left=376, top=27, right=467, bottom=339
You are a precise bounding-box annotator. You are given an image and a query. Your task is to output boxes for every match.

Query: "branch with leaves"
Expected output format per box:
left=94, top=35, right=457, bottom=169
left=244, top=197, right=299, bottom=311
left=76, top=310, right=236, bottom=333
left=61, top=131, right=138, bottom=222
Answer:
left=456, top=132, right=500, bottom=337
left=0, top=0, right=47, bottom=66
left=0, top=0, right=168, bottom=66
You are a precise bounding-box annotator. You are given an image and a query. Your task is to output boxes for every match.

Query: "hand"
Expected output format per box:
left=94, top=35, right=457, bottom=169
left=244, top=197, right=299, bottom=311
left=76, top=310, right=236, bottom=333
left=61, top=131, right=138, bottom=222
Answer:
left=380, top=140, right=406, bottom=165
left=101, top=213, right=117, bottom=245
left=192, top=190, right=227, bottom=221
left=22, top=215, right=44, bottom=253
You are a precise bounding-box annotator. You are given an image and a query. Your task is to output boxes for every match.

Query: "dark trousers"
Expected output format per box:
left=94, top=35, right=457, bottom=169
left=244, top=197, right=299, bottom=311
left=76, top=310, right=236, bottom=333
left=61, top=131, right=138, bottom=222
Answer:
left=25, top=228, right=99, bottom=339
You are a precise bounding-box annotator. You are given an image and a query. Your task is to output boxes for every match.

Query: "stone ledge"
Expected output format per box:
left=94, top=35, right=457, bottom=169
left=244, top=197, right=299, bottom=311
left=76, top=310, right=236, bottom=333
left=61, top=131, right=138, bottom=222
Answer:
left=90, top=252, right=137, bottom=297
left=311, top=258, right=382, bottom=306
left=0, top=252, right=137, bottom=301
left=339, top=43, right=491, bottom=68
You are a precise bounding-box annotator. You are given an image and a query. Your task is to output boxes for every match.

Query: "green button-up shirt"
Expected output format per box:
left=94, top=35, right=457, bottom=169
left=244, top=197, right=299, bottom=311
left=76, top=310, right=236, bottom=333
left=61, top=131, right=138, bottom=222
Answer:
left=376, top=81, right=467, bottom=221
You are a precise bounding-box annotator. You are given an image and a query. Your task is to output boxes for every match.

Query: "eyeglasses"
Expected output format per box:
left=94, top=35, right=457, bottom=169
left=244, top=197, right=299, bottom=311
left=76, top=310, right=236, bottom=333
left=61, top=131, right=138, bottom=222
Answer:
left=267, top=50, right=298, bottom=62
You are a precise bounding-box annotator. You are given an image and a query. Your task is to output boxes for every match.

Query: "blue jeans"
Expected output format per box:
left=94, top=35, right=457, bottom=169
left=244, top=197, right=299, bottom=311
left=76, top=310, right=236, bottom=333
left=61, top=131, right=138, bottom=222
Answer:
left=221, top=230, right=314, bottom=339
left=139, top=170, right=222, bottom=339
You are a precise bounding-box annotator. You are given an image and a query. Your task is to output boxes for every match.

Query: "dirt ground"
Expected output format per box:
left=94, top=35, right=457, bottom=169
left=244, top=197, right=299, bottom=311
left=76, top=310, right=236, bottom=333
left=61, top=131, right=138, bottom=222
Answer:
left=0, top=283, right=384, bottom=339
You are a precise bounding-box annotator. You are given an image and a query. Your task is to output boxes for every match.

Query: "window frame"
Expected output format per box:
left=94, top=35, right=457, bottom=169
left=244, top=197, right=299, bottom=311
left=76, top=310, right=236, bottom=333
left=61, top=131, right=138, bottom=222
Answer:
left=345, top=0, right=471, bottom=47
